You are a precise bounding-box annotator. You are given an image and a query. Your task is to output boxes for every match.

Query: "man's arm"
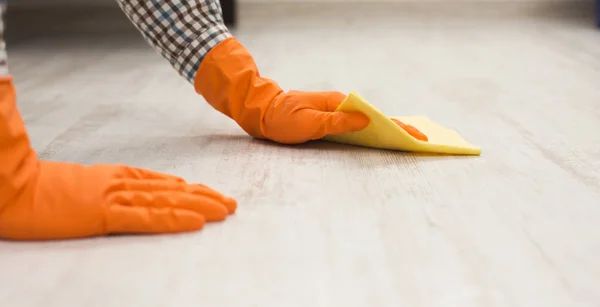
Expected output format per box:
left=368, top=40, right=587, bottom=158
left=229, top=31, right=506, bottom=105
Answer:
left=114, top=0, right=422, bottom=145
left=115, top=0, right=231, bottom=83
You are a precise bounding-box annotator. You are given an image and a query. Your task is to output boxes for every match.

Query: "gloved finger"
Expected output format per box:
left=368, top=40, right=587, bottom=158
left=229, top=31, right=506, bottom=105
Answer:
left=108, top=180, right=237, bottom=215
left=116, top=166, right=186, bottom=183
left=322, top=91, right=347, bottom=112
left=186, top=184, right=237, bottom=214
left=290, top=90, right=347, bottom=112
left=109, top=179, right=189, bottom=193
left=112, top=190, right=229, bottom=222
left=106, top=205, right=205, bottom=234
left=315, top=110, right=370, bottom=138
left=390, top=118, right=428, bottom=141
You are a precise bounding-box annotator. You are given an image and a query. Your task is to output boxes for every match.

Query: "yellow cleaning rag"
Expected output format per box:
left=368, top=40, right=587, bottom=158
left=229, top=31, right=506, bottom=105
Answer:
left=323, top=92, right=481, bottom=155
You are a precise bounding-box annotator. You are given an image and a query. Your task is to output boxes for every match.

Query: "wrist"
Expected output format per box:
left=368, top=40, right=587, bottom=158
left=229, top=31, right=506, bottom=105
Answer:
left=194, top=37, right=283, bottom=139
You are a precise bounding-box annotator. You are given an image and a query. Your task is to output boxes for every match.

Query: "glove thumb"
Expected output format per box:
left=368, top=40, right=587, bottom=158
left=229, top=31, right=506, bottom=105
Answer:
left=318, top=111, right=370, bottom=138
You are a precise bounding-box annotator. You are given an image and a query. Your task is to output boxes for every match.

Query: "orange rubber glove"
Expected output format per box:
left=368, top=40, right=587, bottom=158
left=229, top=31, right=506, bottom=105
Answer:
left=194, top=37, right=366, bottom=144
left=194, top=37, right=427, bottom=144
left=0, top=76, right=236, bottom=241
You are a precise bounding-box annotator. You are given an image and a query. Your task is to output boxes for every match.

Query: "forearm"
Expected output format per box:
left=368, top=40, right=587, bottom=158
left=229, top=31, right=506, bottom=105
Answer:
left=115, top=0, right=232, bottom=83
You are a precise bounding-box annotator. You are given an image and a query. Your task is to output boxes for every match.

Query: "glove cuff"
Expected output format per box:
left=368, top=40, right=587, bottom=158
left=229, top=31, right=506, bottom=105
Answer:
left=193, top=37, right=284, bottom=139
left=0, top=77, right=39, bottom=207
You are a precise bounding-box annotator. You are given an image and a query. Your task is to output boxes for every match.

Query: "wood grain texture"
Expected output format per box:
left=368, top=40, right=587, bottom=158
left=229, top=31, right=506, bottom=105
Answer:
left=1, top=4, right=600, bottom=307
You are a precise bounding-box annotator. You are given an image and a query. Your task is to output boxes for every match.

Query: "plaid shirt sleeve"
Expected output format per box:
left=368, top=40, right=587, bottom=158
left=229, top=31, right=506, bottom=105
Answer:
left=115, top=0, right=232, bottom=83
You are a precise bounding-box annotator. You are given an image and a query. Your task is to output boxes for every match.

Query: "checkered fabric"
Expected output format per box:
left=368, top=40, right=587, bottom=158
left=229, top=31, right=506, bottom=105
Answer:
left=0, top=0, right=8, bottom=76
left=116, top=0, right=232, bottom=83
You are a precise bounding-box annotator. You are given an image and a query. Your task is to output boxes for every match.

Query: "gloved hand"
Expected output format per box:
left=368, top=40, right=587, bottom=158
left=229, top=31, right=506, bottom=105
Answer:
left=194, top=37, right=427, bottom=144
left=0, top=77, right=236, bottom=241
left=193, top=37, right=368, bottom=144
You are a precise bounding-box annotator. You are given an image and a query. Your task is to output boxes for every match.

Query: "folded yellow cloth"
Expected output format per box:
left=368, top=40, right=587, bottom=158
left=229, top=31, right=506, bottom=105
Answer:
left=323, top=92, right=481, bottom=155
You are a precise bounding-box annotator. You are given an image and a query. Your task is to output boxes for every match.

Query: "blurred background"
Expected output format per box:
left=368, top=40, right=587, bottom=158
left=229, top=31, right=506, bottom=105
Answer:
left=7, top=0, right=598, bottom=42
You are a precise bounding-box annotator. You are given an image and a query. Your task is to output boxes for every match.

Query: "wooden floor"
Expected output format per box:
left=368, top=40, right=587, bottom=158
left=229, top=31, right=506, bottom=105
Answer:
left=2, top=3, right=600, bottom=307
